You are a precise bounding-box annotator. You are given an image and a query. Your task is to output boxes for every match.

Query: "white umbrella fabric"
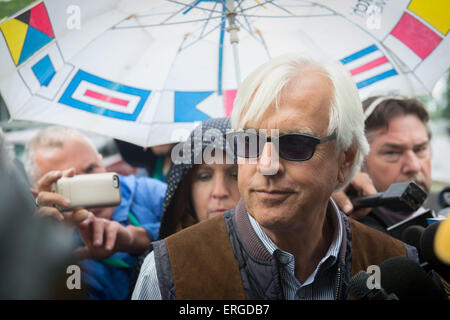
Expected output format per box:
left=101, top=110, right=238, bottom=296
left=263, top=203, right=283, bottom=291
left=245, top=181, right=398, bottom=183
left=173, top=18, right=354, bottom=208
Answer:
left=0, top=0, right=449, bottom=147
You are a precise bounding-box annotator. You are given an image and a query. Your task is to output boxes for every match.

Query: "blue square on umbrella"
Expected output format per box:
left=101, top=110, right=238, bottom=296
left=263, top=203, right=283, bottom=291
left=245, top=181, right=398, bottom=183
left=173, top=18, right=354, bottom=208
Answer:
left=31, top=55, right=55, bottom=87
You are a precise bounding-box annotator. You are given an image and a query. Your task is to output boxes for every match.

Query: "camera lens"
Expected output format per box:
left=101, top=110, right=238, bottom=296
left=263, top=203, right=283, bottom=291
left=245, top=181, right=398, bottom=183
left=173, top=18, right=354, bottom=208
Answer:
left=112, top=175, right=119, bottom=188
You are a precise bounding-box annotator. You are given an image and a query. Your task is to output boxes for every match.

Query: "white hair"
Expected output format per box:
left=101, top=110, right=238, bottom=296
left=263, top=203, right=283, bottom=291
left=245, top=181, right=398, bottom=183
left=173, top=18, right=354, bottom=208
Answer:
left=24, top=126, right=98, bottom=186
left=231, top=53, right=370, bottom=191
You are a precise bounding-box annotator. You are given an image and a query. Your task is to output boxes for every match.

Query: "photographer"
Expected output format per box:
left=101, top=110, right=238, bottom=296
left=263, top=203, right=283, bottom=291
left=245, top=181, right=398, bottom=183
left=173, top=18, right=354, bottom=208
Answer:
left=333, top=96, right=433, bottom=232
left=24, top=126, right=167, bottom=299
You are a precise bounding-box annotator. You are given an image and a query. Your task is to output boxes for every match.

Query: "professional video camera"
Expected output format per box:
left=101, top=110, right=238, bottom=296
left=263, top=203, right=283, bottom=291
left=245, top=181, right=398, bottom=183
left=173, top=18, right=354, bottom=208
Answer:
left=349, top=181, right=433, bottom=240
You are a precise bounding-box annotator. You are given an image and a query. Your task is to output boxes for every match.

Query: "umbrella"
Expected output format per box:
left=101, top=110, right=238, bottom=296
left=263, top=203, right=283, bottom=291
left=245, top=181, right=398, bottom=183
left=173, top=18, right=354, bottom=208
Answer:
left=1, top=0, right=449, bottom=147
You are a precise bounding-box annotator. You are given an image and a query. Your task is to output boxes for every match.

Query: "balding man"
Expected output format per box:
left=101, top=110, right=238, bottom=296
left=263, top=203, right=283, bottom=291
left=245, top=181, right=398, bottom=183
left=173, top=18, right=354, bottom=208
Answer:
left=25, top=126, right=167, bottom=299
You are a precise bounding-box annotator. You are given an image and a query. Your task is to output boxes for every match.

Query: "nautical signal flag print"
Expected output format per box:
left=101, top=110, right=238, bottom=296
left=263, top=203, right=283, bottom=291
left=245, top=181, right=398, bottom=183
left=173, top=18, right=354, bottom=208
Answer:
left=59, top=69, right=151, bottom=121
left=408, top=0, right=449, bottom=36
left=0, top=2, right=54, bottom=66
left=390, top=12, right=442, bottom=60
left=340, top=44, right=398, bottom=90
left=382, top=0, right=449, bottom=71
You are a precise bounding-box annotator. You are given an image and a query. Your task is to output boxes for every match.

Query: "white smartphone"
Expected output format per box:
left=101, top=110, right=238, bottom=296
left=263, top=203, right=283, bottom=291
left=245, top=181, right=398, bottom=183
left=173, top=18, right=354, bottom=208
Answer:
left=51, top=172, right=121, bottom=211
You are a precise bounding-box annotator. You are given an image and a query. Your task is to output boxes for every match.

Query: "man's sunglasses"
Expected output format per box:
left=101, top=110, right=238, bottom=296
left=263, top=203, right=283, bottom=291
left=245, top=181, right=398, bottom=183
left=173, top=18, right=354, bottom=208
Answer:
left=227, top=131, right=337, bottom=161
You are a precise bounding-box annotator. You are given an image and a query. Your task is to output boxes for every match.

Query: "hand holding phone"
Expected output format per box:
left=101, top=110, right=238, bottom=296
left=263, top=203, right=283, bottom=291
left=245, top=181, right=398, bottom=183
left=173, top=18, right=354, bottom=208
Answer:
left=51, top=172, right=121, bottom=211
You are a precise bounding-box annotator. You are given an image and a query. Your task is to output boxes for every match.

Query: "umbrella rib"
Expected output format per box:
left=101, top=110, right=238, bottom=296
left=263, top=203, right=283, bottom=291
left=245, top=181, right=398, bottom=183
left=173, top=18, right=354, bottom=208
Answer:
left=234, top=18, right=272, bottom=58
left=378, top=43, right=419, bottom=93
left=237, top=1, right=279, bottom=61
left=116, top=0, right=224, bottom=29
left=235, top=1, right=255, bottom=35
left=239, top=0, right=319, bottom=15
left=234, top=1, right=274, bottom=57
left=200, top=0, right=220, bottom=38
left=265, top=1, right=295, bottom=15
left=179, top=21, right=224, bottom=51
left=160, top=0, right=199, bottom=24
left=408, top=70, right=429, bottom=93
left=239, top=0, right=275, bottom=12
left=167, top=0, right=223, bottom=14
left=216, top=0, right=227, bottom=8
left=113, top=16, right=223, bottom=29
left=238, top=13, right=335, bottom=18
left=127, top=0, right=199, bottom=23
left=112, top=1, right=196, bottom=30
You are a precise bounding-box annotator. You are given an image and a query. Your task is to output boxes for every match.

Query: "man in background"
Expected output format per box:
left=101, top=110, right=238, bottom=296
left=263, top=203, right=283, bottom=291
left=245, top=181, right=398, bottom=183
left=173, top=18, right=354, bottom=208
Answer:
left=333, top=96, right=433, bottom=232
left=25, top=126, right=167, bottom=299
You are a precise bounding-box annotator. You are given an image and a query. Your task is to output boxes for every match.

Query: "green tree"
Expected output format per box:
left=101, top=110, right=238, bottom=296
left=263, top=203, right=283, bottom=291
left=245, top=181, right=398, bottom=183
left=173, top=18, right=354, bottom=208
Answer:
left=442, top=71, right=450, bottom=120
left=0, top=0, right=35, bottom=20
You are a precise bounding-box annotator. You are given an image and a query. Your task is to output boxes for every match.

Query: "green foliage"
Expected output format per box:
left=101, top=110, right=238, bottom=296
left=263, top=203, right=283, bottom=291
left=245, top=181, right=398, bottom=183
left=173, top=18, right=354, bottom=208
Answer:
left=421, top=71, right=450, bottom=121
left=0, top=0, right=35, bottom=20
left=443, top=71, right=450, bottom=120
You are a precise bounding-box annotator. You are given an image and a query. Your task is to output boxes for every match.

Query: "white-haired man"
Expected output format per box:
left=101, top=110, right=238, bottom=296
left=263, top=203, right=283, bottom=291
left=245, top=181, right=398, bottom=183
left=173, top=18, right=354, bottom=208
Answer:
left=132, top=53, right=418, bottom=300
left=25, top=126, right=167, bottom=300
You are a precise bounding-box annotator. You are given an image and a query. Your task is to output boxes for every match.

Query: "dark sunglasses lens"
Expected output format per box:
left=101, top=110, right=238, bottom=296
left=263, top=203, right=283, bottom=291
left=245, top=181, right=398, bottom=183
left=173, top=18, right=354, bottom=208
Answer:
left=233, top=132, right=261, bottom=158
left=279, top=135, right=317, bottom=160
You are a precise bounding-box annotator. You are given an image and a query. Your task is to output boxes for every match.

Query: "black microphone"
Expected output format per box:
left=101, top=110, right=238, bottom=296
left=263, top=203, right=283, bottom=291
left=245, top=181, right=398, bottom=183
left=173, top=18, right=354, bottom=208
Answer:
left=379, top=256, right=446, bottom=300
left=420, top=221, right=450, bottom=283
left=350, top=270, right=398, bottom=300
left=401, top=225, right=426, bottom=263
left=401, top=225, right=425, bottom=250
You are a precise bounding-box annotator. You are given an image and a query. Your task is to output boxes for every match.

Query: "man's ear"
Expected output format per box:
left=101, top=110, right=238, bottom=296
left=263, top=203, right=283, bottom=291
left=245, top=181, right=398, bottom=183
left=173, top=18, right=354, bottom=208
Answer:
left=337, top=143, right=358, bottom=184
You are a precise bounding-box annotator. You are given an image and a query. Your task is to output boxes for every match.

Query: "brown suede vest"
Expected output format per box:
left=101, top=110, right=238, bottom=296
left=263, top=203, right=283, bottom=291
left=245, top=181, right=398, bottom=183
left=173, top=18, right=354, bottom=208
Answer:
left=165, top=210, right=408, bottom=300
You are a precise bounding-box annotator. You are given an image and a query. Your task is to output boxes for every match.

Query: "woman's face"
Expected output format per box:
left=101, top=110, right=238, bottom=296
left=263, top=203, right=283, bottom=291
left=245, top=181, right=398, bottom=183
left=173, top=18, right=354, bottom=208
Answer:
left=190, top=161, right=240, bottom=222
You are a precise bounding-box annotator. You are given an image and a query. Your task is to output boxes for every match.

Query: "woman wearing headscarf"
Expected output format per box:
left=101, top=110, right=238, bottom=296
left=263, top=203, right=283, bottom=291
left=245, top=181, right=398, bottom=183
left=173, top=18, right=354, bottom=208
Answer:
left=158, top=117, right=240, bottom=238
left=128, top=117, right=240, bottom=296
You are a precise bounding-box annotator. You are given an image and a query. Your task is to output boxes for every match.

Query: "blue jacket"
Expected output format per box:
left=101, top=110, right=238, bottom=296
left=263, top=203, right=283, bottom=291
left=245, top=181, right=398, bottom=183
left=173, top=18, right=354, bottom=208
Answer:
left=79, top=174, right=167, bottom=300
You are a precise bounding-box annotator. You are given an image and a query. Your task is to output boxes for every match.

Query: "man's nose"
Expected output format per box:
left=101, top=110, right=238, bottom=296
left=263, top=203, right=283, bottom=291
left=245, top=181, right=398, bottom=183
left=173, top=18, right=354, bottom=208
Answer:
left=256, top=142, right=280, bottom=176
left=401, top=150, right=421, bottom=174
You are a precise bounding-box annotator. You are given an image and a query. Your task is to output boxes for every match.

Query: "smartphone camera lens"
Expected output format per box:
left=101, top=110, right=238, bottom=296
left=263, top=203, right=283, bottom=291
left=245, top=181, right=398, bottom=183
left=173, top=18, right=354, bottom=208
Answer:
left=112, top=175, right=119, bottom=188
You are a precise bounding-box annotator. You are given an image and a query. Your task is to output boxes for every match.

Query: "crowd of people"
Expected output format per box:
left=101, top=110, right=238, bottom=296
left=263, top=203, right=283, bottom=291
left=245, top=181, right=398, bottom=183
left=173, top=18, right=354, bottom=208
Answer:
left=0, top=53, right=448, bottom=300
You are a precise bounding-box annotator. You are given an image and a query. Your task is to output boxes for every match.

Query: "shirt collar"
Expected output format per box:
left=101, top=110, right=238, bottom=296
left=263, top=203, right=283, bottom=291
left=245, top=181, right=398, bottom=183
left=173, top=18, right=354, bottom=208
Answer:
left=247, top=198, right=343, bottom=266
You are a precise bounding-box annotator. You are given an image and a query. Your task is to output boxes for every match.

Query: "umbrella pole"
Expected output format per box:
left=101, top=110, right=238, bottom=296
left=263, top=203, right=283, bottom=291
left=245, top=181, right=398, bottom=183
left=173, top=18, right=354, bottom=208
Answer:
left=231, top=43, right=241, bottom=86
left=225, top=0, right=241, bottom=87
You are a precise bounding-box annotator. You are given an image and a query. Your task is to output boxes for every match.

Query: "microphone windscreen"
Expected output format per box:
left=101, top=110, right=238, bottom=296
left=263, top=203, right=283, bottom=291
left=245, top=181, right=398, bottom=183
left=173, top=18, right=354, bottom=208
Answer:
left=401, top=225, right=425, bottom=250
left=350, top=271, right=371, bottom=299
left=380, top=256, right=445, bottom=300
left=421, top=222, right=450, bottom=282
left=435, top=217, right=450, bottom=265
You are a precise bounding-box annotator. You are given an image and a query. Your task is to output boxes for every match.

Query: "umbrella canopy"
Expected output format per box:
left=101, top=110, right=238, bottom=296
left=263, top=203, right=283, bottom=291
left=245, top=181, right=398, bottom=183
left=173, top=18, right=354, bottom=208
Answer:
left=1, top=0, right=449, bottom=147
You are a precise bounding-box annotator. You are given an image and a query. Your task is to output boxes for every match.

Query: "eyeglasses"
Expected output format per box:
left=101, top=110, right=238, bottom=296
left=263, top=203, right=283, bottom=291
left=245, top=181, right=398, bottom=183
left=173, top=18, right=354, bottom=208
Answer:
left=228, top=131, right=337, bottom=161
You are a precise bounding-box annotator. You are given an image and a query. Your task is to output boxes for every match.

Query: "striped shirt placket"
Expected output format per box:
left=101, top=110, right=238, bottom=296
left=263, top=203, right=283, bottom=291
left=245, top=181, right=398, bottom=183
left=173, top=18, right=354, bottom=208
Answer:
left=247, top=203, right=343, bottom=300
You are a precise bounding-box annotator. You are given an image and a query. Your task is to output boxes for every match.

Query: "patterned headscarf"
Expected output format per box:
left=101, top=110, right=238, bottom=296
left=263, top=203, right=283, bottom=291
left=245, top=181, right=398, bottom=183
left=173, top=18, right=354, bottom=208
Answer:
left=158, top=117, right=233, bottom=239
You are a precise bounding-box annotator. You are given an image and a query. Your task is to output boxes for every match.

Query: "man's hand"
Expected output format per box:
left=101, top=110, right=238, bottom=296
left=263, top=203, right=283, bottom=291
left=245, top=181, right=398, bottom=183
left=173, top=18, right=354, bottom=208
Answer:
left=32, top=169, right=76, bottom=221
left=74, top=210, right=151, bottom=261
left=332, top=172, right=377, bottom=219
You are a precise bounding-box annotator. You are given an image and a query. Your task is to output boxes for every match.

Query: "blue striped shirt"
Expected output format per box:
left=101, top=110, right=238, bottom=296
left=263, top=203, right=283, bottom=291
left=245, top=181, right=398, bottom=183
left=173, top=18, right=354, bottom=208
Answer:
left=132, top=200, right=343, bottom=300
left=247, top=202, right=343, bottom=300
